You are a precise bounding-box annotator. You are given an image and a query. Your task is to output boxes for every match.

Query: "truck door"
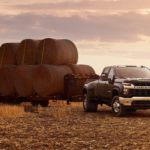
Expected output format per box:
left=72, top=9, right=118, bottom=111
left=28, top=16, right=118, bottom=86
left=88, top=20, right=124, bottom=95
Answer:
left=95, top=67, right=110, bottom=97
left=96, top=67, right=114, bottom=100
left=106, top=68, right=114, bottom=99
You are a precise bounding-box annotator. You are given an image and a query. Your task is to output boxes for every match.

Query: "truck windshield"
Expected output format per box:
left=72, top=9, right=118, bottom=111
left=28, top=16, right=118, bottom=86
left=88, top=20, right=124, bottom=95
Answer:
left=115, top=67, right=150, bottom=78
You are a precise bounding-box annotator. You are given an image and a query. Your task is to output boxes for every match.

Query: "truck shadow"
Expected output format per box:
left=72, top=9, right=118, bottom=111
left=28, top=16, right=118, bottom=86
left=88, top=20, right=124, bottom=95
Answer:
left=97, top=109, right=112, bottom=116
left=126, top=110, right=150, bottom=118
left=96, top=106, right=150, bottom=118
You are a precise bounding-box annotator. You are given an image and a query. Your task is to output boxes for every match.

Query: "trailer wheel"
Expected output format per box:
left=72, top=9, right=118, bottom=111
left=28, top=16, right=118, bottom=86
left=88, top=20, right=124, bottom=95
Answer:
left=32, top=101, right=39, bottom=107
left=40, top=101, right=49, bottom=107
left=83, top=93, right=98, bottom=112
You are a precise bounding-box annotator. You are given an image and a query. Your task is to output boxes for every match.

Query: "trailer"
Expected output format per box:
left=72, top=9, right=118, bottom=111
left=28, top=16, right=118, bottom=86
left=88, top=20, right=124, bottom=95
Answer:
left=0, top=74, right=99, bottom=106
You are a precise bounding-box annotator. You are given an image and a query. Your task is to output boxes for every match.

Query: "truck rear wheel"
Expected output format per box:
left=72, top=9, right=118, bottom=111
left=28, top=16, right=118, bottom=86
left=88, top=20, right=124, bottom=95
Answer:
left=112, top=96, right=126, bottom=117
left=83, top=93, right=98, bottom=112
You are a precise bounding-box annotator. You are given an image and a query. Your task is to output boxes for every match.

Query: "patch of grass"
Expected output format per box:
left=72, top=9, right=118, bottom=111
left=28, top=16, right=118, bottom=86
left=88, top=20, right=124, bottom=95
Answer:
left=0, top=101, right=83, bottom=118
left=48, top=101, right=82, bottom=120
left=0, top=104, right=24, bottom=117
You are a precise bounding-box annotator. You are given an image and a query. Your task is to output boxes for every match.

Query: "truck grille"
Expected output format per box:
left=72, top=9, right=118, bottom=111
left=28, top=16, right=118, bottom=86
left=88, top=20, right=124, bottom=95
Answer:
left=130, top=89, right=150, bottom=97
left=133, top=82, right=150, bottom=86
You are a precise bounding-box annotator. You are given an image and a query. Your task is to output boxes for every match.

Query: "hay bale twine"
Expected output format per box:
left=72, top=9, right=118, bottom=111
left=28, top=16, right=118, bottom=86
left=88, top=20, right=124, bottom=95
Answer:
left=68, top=64, right=95, bottom=76
left=16, top=39, right=40, bottom=65
left=37, top=38, right=78, bottom=65
left=33, top=65, right=72, bottom=97
left=0, top=43, right=19, bottom=66
left=0, top=65, right=16, bottom=96
left=14, top=65, right=36, bottom=97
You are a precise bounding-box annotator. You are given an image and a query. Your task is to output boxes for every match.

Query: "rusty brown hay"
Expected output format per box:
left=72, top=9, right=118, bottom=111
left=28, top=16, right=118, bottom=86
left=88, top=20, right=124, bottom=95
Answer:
left=0, top=104, right=25, bottom=117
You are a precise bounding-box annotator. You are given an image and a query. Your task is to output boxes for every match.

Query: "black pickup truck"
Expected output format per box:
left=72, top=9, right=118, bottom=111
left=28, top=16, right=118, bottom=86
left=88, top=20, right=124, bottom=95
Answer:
left=83, top=66, right=150, bottom=116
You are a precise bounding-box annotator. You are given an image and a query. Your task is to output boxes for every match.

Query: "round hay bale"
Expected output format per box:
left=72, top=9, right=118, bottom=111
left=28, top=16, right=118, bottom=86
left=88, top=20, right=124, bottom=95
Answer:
left=37, top=38, right=78, bottom=65
left=16, top=39, right=40, bottom=65
left=33, top=65, right=72, bottom=97
left=0, top=65, right=16, bottom=96
left=14, top=65, right=36, bottom=97
left=68, top=64, right=95, bottom=76
left=0, top=43, right=19, bottom=66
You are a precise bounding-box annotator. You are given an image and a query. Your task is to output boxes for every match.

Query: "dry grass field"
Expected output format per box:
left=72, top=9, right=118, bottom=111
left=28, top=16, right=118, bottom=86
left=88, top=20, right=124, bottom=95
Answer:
left=0, top=104, right=25, bottom=117
left=0, top=101, right=150, bottom=150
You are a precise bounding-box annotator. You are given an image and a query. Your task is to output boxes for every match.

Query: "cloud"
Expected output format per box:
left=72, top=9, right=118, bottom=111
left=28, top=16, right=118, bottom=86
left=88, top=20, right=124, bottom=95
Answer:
left=0, top=10, right=150, bottom=62
left=0, top=12, right=150, bottom=44
left=5, top=0, right=150, bottom=12
left=1, top=0, right=150, bottom=71
left=1, top=0, right=150, bottom=17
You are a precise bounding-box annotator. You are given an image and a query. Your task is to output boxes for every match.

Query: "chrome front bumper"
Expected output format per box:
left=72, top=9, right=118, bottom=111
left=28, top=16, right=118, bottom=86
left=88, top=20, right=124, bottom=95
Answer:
left=119, top=97, right=150, bottom=106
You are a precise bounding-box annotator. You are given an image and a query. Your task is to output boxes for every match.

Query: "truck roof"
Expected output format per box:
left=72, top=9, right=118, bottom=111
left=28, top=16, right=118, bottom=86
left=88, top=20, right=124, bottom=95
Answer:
left=106, top=65, right=146, bottom=68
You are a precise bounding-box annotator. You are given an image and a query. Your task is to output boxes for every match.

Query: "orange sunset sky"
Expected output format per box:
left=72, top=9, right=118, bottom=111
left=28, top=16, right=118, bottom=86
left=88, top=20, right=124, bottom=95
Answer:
left=1, top=0, right=150, bottom=74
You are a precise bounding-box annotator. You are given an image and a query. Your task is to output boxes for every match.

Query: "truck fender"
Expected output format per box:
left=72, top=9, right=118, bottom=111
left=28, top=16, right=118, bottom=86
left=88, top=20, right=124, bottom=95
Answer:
left=112, top=88, right=120, bottom=97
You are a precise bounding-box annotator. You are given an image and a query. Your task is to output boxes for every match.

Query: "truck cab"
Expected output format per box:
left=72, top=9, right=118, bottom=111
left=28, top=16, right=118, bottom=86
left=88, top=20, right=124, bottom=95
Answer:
left=83, top=66, right=150, bottom=116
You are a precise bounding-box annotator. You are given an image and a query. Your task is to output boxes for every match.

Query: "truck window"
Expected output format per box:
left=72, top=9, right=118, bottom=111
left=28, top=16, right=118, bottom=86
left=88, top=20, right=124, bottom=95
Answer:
left=116, top=67, right=150, bottom=78
left=108, top=68, right=114, bottom=80
left=102, top=67, right=110, bottom=75
left=101, top=67, right=111, bottom=81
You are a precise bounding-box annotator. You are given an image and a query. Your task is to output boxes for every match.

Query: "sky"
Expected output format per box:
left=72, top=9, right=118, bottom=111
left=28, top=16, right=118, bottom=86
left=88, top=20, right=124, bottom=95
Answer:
left=1, top=0, right=150, bottom=74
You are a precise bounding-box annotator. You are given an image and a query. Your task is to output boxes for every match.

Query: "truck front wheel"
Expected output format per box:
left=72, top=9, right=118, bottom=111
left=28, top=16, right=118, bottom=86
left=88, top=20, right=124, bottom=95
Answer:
left=83, top=93, right=98, bottom=112
left=112, top=96, right=126, bottom=117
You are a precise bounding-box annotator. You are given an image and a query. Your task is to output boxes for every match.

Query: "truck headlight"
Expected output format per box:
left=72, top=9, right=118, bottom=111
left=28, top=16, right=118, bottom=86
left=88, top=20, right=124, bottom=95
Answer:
left=123, top=83, right=134, bottom=89
left=123, top=82, right=134, bottom=95
left=123, top=88, right=129, bottom=95
left=123, top=83, right=132, bottom=86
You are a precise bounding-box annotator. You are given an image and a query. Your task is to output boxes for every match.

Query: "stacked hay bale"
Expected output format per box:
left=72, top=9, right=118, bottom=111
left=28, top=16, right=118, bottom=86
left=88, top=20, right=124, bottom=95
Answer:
left=0, top=65, right=16, bottom=96
left=67, top=64, right=95, bottom=76
left=16, top=39, right=40, bottom=65
left=0, top=43, right=19, bottom=97
left=14, top=39, right=40, bottom=97
left=37, top=38, right=78, bottom=65
left=14, top=65, right=36, bottom=97
left=0, top=38, right=95, bottom=98
left=0, top=43, right=19, bottom=66
left=33, top=65, right=72, bottom=97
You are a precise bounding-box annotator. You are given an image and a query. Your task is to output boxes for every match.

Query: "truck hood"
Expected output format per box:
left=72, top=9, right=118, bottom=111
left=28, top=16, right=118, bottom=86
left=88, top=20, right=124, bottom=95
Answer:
left=115, top=78, right=150, bottom=84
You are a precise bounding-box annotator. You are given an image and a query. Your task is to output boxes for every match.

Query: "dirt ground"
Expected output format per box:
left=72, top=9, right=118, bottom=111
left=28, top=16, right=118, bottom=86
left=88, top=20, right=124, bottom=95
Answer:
left=0, top=102, right=150, bottom=150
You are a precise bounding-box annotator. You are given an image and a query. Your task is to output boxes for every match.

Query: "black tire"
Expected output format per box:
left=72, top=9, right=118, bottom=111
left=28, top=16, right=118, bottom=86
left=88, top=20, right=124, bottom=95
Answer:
left=83, top=93, right=98, bottom=112
left=32, top=101, right=39, bottom=107
left=112, top=96, right=126, bottom=117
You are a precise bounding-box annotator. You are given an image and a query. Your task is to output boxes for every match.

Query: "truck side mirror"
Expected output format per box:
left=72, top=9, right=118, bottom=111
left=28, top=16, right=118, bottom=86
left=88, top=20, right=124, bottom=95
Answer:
left=101, top=73, right=108, bottom=81
left=108, top=75, right=115, bottom=84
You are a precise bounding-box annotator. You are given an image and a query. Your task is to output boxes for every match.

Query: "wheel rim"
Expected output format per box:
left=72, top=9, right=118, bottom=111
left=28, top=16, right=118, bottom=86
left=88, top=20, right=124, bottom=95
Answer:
left=83, top=94, right=88, bottom=109
left=113, top=101, right=121, bottom=113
